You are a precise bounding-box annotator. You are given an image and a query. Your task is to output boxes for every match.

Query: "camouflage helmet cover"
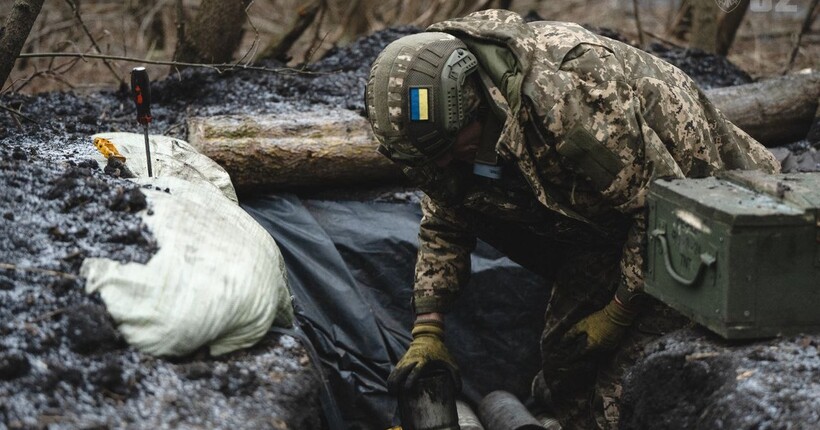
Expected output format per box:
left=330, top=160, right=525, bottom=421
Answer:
left=365, top=32, right=479, bottom=165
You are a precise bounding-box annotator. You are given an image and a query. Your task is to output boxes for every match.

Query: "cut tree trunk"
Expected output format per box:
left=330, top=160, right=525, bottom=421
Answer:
left=187, top=107, right=402, bottom=190
left=187, top=74, right=819, bottom=190
left=706, top=72, right=820, bottom=146
left=0, top=0, right=45, bottom=90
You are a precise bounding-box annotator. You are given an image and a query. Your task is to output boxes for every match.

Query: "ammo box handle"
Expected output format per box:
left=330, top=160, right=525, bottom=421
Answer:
left=651, top=229, right=716, bottom=287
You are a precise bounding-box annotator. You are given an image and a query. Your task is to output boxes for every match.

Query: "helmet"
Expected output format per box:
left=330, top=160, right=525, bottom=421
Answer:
left=365, top=32, right=479, bottom=166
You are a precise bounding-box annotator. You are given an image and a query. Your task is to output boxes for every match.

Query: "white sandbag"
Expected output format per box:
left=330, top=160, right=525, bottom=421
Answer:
left=81, top=137, right=293, bottom=356
left=91, top=132, right=238, bottom=203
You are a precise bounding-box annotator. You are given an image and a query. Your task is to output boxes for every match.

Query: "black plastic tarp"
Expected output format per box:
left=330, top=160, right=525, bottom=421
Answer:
left=242, top=194, right=549, bottom=429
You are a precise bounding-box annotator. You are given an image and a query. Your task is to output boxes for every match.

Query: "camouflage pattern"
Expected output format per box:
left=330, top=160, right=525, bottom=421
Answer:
left=375, top=9, right=779, bottom=429
left=366, top=32, right=472, bottom=163
left=409, top=9, right=779, bottom=313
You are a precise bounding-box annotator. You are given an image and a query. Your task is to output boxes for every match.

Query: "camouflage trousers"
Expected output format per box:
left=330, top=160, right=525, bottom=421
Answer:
left=470, top=215, right=686, bottom=429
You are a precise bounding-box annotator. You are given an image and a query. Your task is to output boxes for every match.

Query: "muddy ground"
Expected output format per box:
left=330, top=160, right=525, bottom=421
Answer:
left=620, top=329, right=820, bottom=429
left=0, top=129, right=320, bottom=429
left=1, top=22, right=819, bottom=430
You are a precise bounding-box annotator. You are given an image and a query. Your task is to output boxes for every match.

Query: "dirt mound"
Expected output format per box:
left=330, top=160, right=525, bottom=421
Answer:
left=0, top=26, right=423, bottom=427
left=619, top=329, right=820, bottom=429
left=646, top=43, right=753, bottom=89
left=0, top=139, right=321, bottom=428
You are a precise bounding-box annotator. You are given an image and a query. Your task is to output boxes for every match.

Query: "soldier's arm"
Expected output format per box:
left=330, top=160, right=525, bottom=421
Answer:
left=616, top=212, right=646, bottom=306
left=550, top=42, right=655, bottom=304
left=413, top=195, right=477, bottom=315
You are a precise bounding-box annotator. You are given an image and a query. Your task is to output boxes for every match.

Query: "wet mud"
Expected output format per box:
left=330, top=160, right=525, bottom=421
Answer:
left=620, top=328, right=820, bottom=429
left=0, top=142, right=320, bottom=428
left=0, top=20, right=817, bottom=430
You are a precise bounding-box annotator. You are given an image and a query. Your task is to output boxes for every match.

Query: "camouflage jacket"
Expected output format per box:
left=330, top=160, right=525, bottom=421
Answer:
left=408, top=10, right=779, bottom=314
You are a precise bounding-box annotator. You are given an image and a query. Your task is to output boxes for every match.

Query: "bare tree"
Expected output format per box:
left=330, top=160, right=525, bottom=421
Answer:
left=174, top=0, right=253, bottom=64
left=0, top=0, right=45, bottom=90
left=690, top=0, right=720, bottom=53
left=673, top=0, right=749, bottom=55
left=259, top=0, right=323, bottom=62
left=716, top=0, right=750, bottom=55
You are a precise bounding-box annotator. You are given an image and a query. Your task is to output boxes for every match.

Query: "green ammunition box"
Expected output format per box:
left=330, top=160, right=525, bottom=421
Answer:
left=646, top=171, right=820, bottom=339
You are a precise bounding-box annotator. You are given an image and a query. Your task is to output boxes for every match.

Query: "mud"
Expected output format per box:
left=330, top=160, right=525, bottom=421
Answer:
left=646, top=44, right=753, bottom=89
left=0, top=140, right=320, bottom=428
left=0, top=25, right=426, bottom=430
left=619, top=328, right=820, bottom=429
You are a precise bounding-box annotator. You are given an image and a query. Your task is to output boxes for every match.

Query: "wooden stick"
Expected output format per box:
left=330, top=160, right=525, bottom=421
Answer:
left=0, top=262, right=79, bottom=279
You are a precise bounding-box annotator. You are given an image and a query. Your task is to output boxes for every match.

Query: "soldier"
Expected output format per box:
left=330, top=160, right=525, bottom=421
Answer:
left=364, top=9, right=779, bottom=428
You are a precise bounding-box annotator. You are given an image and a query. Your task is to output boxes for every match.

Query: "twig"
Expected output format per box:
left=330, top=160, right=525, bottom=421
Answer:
left=29, top=307, right=68, bottom=324
left=0, top=103, right=38, bottom=124
left=302, top=31, right=329, bottom=71
left=302, top=0, right=330, bottom=70
left=783, top=0, right=819, bottom=74
left=237, top=0, right=260, bottom=67
left=64, top=0, right=125, bottom=85
left=3, top=52, right=83, bottom=94
left=0, top=262, right=79, bottom=280
left=17, top=52, right=333, bottom=75
left=633, top=0, right=646, bottom=49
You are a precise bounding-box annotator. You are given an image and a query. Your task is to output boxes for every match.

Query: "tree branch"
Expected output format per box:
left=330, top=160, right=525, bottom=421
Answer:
left=0, top=262, right=79, bottom=280
left=783, top=0, right=819, bottom=74
left=16, top=52, right=332, bottom=75
left=0, top=103, right=39, bottom=125
left=64, top=0, right=125, bottom=86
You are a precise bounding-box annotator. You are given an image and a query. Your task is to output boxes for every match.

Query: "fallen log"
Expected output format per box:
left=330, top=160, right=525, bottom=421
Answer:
left=187, top=73, right=819, bottom=189
left=705, top=71, right=820, bottom=146
left=187, top=107, right=403, bottom=190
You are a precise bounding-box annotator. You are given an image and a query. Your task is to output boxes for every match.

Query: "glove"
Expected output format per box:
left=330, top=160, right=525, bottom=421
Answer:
left=387, top=320, right=460, bottom=394
left=562, top=299, right=639, bottom=360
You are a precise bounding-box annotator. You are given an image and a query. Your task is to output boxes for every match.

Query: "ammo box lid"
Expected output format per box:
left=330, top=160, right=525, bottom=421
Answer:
left=719, top=170, right=820, bottom=212
left=651, top=175, right=809, bottom=227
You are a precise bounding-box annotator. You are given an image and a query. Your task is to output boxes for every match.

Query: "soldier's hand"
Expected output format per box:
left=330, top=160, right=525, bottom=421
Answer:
left=387, top=320, right=460, bottom=394
left=562, top=299, right=638, bottom=359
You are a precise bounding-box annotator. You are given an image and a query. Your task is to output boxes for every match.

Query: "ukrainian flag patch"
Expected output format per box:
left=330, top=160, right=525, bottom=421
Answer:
left=409, top=87, right=429, bottom=121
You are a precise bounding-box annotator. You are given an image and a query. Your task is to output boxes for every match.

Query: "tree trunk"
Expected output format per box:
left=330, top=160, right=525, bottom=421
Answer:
left=706, top=72, right=820, bottom=146
left=716, top=0, right=749, bottom=55
left=690, top=0, right=719, bottom=53
left=0, top=0, right=45, bottom=90
left=187, top=74, right=819, bottom=190
left=187, top=107, right=402, bottom=190
left=259, top=0, right=322, bottom=62
left=174, top=0, right=251, bottom=64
